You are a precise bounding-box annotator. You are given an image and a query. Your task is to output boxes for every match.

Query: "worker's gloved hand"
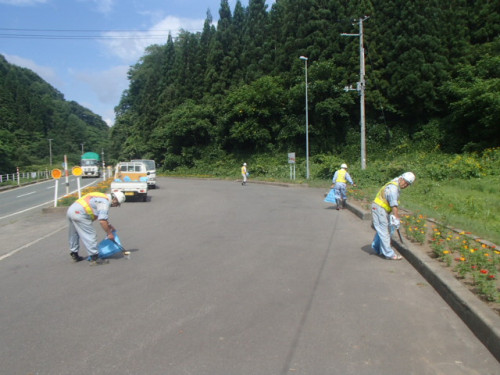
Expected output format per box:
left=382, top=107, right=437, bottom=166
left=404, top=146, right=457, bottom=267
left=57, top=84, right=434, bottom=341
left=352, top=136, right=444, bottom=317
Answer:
left=390, top=215, right=400, bottom=229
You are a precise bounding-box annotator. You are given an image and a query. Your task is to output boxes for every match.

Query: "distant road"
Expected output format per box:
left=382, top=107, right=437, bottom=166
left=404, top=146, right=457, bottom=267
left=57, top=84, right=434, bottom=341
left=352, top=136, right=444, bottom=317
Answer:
left=0, top=176, right=101, bottom=220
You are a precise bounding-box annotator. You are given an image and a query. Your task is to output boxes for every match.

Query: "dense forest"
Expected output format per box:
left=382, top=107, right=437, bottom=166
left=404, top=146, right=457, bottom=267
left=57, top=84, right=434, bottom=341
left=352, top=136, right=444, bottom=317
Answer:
left=109, top=0, right=499, bottom=170
left=0, top=54, right=109, bottom=173
left=1, top=0, right=498, bottom=175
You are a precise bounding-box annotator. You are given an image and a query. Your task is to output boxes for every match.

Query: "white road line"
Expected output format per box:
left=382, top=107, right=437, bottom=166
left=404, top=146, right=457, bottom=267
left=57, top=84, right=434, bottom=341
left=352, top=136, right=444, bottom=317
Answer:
left=0, top=180, right=99, bottom=220
left=17, top=191, right=36, bottom=198
left=0, top=224, right=67, bottom=262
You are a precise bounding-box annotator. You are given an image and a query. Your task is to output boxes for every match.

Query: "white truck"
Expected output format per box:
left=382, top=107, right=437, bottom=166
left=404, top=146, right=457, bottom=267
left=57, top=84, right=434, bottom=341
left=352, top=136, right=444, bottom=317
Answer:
left=131, top=159, right=157, bottom=188
left=110, top=161, right=149, bottom=202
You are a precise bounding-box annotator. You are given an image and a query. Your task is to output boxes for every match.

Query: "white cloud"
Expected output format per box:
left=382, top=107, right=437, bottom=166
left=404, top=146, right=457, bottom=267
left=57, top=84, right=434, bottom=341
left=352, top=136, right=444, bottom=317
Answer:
left=73, top=65, right=130, bottom=126
left=0, top=0, right=48, bottom=4
left=74, top=65, right=129, bottom=104
left=100, top=15, right=204, bottom=63
left=3, top=54, right=65, bottom=89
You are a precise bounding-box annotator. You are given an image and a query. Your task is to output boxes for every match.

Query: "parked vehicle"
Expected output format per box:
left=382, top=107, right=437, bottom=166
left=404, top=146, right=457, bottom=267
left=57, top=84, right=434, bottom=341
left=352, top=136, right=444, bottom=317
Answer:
left=81, top=152, right=101, bottom=178
left=131, top=159, right=157, bottom=188
left=110, top=161, right=148, bottom=202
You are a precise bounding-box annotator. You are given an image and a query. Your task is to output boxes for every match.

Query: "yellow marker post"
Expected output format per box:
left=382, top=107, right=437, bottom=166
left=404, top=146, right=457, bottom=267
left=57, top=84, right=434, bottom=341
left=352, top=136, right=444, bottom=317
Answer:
left=72, top=166, right=83, bottom=198
left=51, top=169, right=62, bottom=207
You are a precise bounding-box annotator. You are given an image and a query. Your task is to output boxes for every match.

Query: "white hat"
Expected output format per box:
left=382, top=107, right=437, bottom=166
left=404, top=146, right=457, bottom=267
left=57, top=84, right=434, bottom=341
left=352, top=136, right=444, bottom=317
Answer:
left=401, top=172, right=415, bottom=185
left=108, top=191, right=126, bottom=205
left=243, top=163, right=247, bottom=166
left=341, top=163, right=348, bottom=169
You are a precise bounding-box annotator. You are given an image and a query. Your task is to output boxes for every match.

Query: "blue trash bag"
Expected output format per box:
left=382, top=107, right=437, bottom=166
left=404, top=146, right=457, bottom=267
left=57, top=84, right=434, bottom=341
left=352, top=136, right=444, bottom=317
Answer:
left=324, top=189, right=336, bottom=203
left=97, top=231, right=123, bottom=258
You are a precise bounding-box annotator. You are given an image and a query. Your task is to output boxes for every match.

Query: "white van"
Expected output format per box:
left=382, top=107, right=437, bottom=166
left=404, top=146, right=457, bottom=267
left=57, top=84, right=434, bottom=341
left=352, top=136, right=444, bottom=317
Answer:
left=131, top=159, right=156, bottom=188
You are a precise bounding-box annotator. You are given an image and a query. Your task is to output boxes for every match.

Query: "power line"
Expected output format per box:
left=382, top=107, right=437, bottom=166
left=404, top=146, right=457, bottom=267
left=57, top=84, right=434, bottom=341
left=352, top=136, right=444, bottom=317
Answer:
left=0, top=27, right=201, bottom=40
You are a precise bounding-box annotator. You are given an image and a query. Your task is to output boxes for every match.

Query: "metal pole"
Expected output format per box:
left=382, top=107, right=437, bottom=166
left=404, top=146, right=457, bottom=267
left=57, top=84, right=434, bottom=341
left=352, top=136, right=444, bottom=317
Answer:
left=48, top=139, right=53, bottom=166
left=300, top=56, right=310, bottom=179
left=359, top=18, right=366, bottom=170
left=341, top=17, right=369, bottom=170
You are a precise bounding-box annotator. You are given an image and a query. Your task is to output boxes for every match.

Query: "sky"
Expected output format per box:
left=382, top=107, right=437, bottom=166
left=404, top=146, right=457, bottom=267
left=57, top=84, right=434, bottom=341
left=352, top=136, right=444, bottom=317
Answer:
left=0, top=0, right=274, bottom=126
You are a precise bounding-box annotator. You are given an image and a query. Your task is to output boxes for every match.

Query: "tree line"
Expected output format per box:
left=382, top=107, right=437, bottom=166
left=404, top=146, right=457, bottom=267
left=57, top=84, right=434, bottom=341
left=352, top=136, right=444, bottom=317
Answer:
left=0, top=55, right=110, bottom=173
left=109, top=0, right=499, bottom=170
left=1, top=0, right=498, bottom=174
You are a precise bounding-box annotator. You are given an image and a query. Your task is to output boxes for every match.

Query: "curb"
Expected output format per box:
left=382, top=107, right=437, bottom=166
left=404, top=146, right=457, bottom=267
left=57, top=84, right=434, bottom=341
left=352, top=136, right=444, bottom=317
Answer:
left=344, top=201, right=500, bottom=362
left=395, top=240, right=500, bottom=362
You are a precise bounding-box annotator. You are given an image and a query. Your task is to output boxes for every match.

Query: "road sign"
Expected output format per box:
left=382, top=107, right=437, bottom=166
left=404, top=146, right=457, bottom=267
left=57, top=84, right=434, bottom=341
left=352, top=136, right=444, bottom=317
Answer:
left=72, top=166, right=82, bottom=176
left=288, top=152, right=296, bottom=164
left=51, top=169, right=62, bottom=179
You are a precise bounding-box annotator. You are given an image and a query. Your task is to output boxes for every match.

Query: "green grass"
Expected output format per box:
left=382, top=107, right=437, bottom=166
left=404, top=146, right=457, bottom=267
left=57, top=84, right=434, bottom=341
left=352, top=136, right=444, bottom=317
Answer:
left=403, top=176, right=500, bottom=244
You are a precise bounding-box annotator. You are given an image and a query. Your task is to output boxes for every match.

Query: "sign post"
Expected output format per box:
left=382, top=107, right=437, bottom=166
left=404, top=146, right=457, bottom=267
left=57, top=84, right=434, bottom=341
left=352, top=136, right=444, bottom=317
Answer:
left=51, top=169, right=62, bottom=207
left=63, top=154, right=69, bottom=196
left=288, top=153, right=296, bottom=180
left=72, top=166, right=83, bottom=198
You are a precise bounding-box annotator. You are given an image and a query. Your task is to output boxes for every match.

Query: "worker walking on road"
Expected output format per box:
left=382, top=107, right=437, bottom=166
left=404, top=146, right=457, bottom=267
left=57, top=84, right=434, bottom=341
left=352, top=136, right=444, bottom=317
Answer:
left=331, top=163, right=355, bottom=210
left=241, top=163, right=248, bottom=186
left=67, top=191, right=126, bottom=265
left=371, top=172, right=415, bottom=260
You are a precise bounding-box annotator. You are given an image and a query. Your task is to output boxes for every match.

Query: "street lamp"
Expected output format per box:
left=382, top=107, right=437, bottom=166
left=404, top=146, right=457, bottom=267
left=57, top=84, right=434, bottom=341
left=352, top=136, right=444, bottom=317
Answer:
left=299, top=56, right=310, bottom=179
left=81, top=143, right=84, bottom=155
left=48, top=139, right=53, bottom=166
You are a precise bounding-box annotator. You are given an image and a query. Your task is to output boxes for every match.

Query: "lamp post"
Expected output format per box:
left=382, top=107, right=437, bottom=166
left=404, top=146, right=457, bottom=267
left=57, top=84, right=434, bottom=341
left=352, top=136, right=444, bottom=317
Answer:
left=48, top=138, right=53, bottom=166
left=299, top=56, right=310, bottom=179
left=81, top=143, right=84, bottom=155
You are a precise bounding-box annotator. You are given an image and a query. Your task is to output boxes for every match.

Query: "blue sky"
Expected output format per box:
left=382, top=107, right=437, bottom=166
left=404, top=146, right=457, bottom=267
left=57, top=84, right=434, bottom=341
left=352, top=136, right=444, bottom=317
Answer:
left=0, top=0, right=274, bottom=126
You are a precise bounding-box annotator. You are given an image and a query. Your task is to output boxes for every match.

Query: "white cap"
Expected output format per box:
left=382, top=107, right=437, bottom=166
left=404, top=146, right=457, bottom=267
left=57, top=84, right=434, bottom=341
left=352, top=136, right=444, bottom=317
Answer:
left=243, top=163, right=247, bottom=166
left=401, top=172, right=415, bottom=185
left=341, top=163, right=347, bottom=169
left=108, top=191, right=126, bottom=205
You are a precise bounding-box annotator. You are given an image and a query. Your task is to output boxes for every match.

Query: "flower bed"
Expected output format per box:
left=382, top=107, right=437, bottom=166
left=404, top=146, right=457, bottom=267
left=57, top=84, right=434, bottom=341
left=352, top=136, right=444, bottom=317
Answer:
left=400, top=212, right=500, bottom=312
left=57, top=178, right=113, bottom=206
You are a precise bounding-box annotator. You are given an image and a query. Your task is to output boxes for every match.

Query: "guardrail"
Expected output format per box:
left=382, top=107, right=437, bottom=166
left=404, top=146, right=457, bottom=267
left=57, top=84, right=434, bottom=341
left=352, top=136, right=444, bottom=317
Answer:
left=0, top=170, right=51, bottom=186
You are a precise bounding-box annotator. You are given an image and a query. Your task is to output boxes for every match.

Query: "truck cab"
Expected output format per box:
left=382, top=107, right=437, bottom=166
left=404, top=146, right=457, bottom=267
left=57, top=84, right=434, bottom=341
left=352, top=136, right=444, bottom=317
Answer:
left=81, top=152, right=101, bottom=178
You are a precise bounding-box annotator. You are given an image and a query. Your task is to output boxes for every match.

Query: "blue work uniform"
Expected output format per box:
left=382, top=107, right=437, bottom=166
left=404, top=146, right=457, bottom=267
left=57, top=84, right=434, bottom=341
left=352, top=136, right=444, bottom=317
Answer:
left=332, top=169, right=354, bottom=202
left=67, top=193, right=111, bottom=257
left=371, top=179, right=400, bottom=258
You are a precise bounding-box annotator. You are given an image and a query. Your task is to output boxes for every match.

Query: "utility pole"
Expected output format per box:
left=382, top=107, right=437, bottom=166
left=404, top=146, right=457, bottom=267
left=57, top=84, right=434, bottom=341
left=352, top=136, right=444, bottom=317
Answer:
left=48, top=138, right=53, bottom=166
left=342, top=16, right=369, bottom=170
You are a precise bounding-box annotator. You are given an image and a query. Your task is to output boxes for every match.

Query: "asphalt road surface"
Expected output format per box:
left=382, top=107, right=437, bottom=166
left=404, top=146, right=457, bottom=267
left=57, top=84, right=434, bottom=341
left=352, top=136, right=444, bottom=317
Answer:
left=0, top=178, right=499, bottom=375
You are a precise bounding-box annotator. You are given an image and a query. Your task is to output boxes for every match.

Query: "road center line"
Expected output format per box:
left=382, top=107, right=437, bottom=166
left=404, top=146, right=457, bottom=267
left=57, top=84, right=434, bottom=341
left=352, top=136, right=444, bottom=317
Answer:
left=17, top=191, right=36, bottom=198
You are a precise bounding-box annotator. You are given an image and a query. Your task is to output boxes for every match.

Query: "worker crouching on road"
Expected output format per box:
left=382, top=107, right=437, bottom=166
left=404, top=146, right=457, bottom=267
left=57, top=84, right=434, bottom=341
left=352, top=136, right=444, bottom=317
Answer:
left=331, top=163, right=356, bottom=210
left=67, top=191, right=126, bottom=265
left=371, top=172, right=415, bottom=260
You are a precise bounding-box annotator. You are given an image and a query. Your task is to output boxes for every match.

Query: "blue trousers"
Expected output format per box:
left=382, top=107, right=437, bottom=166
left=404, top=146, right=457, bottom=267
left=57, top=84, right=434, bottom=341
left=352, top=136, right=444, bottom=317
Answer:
left=371, top=203, right=396, bottom=258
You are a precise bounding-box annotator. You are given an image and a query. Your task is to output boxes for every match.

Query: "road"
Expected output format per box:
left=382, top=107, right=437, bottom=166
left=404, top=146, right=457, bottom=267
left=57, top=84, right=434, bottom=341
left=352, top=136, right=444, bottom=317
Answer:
left=0, top=177, right=498, bottom=375
left=0, top=176, right=101, bottom=220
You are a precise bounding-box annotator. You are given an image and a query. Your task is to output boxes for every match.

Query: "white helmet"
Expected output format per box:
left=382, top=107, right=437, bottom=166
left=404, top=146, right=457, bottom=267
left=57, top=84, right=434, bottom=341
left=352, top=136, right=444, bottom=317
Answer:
left=401, top=172, right=415, bottom=185
left=341, top=163, right=348, bottom=169
left=108, top=191, right=126, bottom=205
left=243, top=163, right=247, bottom=166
